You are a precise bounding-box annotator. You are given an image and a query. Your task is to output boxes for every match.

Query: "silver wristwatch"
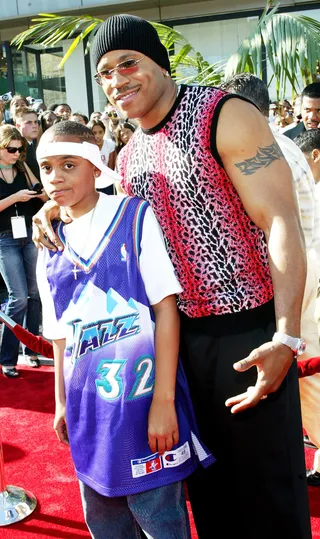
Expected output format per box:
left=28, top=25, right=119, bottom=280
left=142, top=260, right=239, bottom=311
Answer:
left=272, top=332, right=306, bottom=357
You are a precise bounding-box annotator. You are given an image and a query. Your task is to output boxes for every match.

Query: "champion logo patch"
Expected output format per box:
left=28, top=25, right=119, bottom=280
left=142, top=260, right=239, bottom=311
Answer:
left=131, top=453, right=162, bottom=478
left=131, top=442, right=191, bottom=478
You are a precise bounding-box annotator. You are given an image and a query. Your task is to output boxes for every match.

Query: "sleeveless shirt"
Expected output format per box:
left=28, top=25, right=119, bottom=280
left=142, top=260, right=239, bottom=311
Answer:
left=0, top=169, right=42, bottom=232
left=118, top=85, right=274, bottom=318
left=45, top=197, right=214, bottom=497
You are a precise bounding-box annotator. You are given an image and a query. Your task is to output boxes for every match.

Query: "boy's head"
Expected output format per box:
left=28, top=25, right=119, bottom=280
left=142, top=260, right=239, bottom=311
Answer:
left=15, top=107, right=39, bottom=141
left=221, top=73, right=270, bottom=117
left=36, top=121, right=119, bottom=209
left=70, top=112, right=89, bottom=125
left=294, top=128, right=320, bottom=183
left=54, top=103, right=72, bottom=119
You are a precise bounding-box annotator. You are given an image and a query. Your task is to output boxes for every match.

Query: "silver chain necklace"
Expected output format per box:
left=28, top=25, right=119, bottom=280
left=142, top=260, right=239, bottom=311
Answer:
left=64, top=203, right=97, bottom=281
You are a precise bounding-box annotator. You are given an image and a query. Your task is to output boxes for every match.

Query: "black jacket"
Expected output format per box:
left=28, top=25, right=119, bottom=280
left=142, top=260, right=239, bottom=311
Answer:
left=26, top=141, right=40, bottom=181
left=283, top=122, right=305, bottom=141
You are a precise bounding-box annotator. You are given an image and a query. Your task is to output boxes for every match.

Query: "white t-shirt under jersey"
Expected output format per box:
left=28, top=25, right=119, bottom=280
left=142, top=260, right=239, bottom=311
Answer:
left=36, top=194, right=182, bottom=340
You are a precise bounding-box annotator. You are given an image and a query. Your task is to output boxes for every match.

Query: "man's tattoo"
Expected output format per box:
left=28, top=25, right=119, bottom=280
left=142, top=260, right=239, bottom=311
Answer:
left=235, top=142, right=283, bottom=176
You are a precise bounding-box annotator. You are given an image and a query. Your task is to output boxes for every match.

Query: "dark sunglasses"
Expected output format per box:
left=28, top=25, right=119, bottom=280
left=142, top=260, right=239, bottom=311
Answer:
left=94, top=57, right=145, bottom=85
left=6, top=146, right=24, bottom=154
left=107, top=111, right=118, bottom=119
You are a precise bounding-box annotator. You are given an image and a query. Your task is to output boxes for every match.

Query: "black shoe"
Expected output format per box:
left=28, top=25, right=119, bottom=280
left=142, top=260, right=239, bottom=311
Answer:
left=304, top=435, right=318, bottom=450
left=26, top=356, right=40, bottom=368
left=2, top=367, right=20, bottom=378
left=307, top=469, right=320, bottom=486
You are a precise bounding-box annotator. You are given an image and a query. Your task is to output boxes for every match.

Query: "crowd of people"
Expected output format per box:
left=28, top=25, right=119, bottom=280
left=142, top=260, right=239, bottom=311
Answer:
left=1, top=12, right=320, bottom=539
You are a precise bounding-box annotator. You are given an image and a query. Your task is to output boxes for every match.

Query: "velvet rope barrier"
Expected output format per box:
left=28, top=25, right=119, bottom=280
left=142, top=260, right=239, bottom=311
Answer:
left=0, top=311, right=53, bottom=359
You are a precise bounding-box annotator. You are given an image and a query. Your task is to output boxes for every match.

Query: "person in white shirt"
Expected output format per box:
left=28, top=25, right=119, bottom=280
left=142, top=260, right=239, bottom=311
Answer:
left=87, top=119, right=116, bottom=170
left=294, top=128, right=320, bottom=485
left=87, top=119, right=116, bottom=195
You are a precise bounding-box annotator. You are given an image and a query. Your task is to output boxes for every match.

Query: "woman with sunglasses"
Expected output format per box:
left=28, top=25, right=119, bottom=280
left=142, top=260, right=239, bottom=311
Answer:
left=101, top=104, right=122, bottom=142
left=0, top=125, right=46, bottom=378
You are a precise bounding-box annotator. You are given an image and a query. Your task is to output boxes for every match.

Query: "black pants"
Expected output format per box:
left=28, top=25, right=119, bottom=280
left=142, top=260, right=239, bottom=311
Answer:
left=180, top=305, right=311, bottom=539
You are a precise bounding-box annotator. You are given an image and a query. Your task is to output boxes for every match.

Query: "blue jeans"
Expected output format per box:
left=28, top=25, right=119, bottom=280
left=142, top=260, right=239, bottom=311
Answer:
left=0, top=228, right=40, bottom=367
left=79, top=481, right=191, bottom=539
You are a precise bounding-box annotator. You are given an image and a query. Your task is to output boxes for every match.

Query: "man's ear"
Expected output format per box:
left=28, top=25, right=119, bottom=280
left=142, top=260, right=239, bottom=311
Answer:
left=312, top=148, right=320, bottom=163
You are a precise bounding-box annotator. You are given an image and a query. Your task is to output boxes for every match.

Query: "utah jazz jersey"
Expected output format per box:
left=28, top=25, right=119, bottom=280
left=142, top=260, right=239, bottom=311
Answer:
left=45, top=196, right=214, bottom=497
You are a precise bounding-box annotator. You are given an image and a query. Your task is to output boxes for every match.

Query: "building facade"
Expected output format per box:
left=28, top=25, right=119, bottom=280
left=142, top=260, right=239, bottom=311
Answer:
left=1, top=0, right=320, bottom=114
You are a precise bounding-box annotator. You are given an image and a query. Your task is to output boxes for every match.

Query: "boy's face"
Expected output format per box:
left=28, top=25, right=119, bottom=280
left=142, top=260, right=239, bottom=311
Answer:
left=16, top=113, right=39, bottom=141
left=55, top=104, right=71, bottom=119
left=39, top=135, right=98, bottom=208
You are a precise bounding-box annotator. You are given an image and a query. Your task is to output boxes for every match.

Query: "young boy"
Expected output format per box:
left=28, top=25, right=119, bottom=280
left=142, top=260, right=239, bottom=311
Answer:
left=36, top=121, right=213, bottom=539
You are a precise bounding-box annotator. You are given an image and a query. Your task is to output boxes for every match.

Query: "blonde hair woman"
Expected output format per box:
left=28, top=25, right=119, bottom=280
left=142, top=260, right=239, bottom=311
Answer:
left=0, top=125, right=46, bottom=377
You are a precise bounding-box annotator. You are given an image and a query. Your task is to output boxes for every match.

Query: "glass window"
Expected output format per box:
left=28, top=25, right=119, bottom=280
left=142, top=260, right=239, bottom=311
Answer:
left=40, top=49, right=66, bottom=105
left=0, top=44, right=9, bottom=96
left=11, top=48, right=40, bottom=100
left=10, top=46, right=66, bottom=105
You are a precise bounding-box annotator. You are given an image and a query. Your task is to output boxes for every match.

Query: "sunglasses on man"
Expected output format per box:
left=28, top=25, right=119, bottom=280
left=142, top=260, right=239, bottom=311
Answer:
left=107, top=111, right=118, bottom=119
left=6, top=146, right=24, bottom=154
left=94, top=57, right=145, bottom=85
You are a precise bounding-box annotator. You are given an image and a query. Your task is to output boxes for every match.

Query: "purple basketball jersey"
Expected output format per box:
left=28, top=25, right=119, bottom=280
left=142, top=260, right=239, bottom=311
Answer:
left=45, top=197, right=214, bottom=497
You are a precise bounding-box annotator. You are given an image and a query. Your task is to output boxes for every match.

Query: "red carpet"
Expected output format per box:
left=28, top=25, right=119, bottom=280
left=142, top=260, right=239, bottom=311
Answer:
left=0, top=365, right=319, bottom=538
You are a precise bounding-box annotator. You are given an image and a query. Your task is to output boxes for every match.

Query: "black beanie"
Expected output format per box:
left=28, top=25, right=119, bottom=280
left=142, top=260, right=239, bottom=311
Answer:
left=91, top=14, right=171, bottom=74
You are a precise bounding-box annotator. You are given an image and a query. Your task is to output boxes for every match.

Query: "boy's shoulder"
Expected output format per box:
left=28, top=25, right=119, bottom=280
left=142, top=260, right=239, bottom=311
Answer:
left=100, top=193, right=149, bottom=210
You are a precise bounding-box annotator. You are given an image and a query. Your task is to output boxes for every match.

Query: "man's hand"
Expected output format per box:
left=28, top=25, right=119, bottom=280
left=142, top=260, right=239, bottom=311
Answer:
left=32, top=199, right=71, bottom=251
left=225, top=342, right=294, bottom=414
left=148, top=398, right=179, bottom=455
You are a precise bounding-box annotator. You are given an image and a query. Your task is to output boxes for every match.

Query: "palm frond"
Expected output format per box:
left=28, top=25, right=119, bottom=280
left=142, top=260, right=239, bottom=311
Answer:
left=225, top=3, right=320, bottom=99
left=11, top=14, right=103, bottom=67
left=152, top=21, right=224, bottom=85
left=11, top=3, right=320, bottom=99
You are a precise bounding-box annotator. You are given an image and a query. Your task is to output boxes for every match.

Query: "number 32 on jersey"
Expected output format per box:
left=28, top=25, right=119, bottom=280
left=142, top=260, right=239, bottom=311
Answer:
left=95, top=355, right=154, bottom=401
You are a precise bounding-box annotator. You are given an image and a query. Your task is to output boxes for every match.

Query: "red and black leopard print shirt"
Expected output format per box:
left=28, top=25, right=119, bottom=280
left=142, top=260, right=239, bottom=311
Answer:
left=118, top=85, right=274, bottom=318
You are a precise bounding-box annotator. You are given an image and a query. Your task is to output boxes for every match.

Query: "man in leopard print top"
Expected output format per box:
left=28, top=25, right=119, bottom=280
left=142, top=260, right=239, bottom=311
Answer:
left=33, top=14, right=311, bottom=539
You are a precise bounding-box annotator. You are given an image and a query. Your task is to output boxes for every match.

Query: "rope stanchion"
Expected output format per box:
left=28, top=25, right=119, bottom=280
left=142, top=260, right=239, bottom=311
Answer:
left=0, top=435, right=37, bottom=525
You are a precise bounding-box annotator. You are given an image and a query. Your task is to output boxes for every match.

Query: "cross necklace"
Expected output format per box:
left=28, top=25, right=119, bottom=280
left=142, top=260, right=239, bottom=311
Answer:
left=64, top=204, right=97, bottom=281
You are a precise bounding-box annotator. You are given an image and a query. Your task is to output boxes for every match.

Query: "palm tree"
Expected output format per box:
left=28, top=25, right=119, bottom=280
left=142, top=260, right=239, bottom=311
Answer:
left=10, top=13, right=224, bottom=87
left=10, top=2, right=320, bottom=98
left=225, top=2, right=320, bottom=99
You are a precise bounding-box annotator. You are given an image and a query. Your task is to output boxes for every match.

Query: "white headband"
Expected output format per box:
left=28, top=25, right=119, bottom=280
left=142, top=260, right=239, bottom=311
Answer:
left=36, top=141, right=121, bottom=188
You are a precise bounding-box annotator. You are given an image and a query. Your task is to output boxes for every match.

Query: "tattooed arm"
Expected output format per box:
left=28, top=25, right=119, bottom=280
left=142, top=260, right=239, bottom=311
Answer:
left=216, top=97, right=306, bottom=413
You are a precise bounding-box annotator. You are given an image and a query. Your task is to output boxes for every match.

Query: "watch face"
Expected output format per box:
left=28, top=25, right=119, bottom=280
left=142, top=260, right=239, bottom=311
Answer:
left=298, top=339, right=307, bottom=356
